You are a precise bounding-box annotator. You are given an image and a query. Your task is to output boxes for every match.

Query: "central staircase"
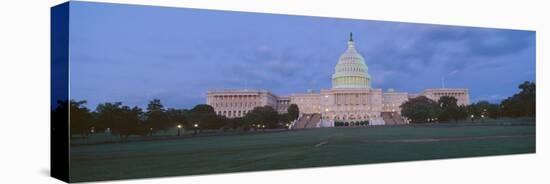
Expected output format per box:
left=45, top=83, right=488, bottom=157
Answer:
left=293, top=113, right=322, bottom=129
left=381, top=112, right=406, bottom=125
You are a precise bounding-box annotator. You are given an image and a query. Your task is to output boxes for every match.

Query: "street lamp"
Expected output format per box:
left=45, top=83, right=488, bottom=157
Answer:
left=177, top=124, right=182, bottom=136
left=193, top=123, right=199, bottom=135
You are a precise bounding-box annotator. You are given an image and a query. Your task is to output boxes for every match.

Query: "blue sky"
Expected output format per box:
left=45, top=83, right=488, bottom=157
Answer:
left=68, top=2, right=536, bottom=109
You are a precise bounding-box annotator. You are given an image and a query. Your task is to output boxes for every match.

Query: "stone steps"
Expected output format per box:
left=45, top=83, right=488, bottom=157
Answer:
left=294, top=113, right=321, bottom=129
left=382, top=112, right=406, bottom=125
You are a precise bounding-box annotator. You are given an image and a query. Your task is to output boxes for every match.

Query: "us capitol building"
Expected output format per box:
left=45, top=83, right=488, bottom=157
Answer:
left=206, top=33, right=469, bottom=127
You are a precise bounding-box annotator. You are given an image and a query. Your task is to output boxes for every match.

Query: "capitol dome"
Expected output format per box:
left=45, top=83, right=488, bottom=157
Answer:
left=332, top=33, right=372, bottom=89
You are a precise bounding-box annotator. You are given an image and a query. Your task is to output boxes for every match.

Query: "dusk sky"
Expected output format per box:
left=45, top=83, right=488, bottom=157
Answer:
left=69, top=2, right=536, bottom=110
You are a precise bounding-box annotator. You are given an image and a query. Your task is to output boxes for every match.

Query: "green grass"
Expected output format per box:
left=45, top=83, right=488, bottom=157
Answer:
left=69, top=120, right=535, bottom=182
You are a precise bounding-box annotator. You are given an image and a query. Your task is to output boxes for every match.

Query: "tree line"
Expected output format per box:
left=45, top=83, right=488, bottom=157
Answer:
left=400, top=81, right=536, bottom=123
left=52, top=98, right=301, bottom=139
left=54, top=81, right=535, bottom=137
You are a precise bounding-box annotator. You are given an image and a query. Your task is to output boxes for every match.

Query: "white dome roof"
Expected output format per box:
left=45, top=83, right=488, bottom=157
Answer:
left=332, top=33, right=372, bottom=89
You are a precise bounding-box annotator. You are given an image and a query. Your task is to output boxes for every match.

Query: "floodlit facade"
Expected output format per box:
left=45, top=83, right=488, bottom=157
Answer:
left=206, top=90, right=278, bottom=118
left=206, top=33, right=470, bottom=126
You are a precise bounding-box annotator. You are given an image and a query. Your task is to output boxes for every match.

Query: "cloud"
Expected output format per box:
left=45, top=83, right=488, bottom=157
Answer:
left=219, top=45, right=329, bottom=92
left=366, top=26, right=534, bottom=85
left=68, top=2, right=536, bottom=108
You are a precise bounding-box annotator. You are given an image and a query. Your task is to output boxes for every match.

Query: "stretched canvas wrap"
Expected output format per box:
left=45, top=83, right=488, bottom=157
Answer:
left=51, top=1, right=536, bottom=183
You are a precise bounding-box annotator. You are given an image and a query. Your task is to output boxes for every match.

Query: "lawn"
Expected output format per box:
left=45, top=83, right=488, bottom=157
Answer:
left=69, top=120, right=535, bottom=182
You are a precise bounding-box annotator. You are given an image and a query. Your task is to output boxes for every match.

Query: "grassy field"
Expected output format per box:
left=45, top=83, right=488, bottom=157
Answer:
left=69, top=120, right=535, bottom=182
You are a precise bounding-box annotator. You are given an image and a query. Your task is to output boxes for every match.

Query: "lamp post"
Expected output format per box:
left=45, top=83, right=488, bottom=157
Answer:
left=177, top=124, right=182, bottom=136
left=193, top=123, right=198, bottom=135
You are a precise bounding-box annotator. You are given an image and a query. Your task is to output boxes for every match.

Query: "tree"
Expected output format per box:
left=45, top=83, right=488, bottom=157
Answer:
left=501, top=81, right=535, bottom=117
left=485, top=104, right=501, bottom=119
left=243, top=106, right=279, bottom=129
left=188, top=104, right=219, bottom=131
left=438, top=96, right=460, bottom=122
left=69, top=100, right=93, bottom=137
left=287, top=104, right=300, bottom=121
left=112, top=105, right=146, bottom=139
left=223, top=116, right=243, bottom=130
left=145, top=99, right=170, bottom=132
left=278, top=113, right=292, bottom=126
left=95, top=102, right=146, bottom=140
left=166, top=108, right=188, bottom=129
left=456, top=105, right=469, bottom=120
left=95, top=102, right=123, bottom=133
left=472, top=101, right=500, bottom=119
left=438, top=96, right=458, bottom=110
left=400, top=96, right=441, bottom=123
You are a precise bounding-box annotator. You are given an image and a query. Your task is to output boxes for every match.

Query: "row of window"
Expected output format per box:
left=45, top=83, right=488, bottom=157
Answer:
left=212, top=95, right=261, bottom=100
left=433, top=93, right=465, bottom=96
left=383, top=103, right=400, bottom=107
left=217, top=110, right=249, bottom=118
left=335, top=103, right=370, bottom=106
left=334, top=77, right=369, bottom=83
left=277, top=101, right=290, bottom=105
left=325, top=107, right=380, bottom=112
left=212, top=101, right=259, bottom=108
left=331, top=114, right=378, bottom=120
left=338, top=66, right=365, bottom=73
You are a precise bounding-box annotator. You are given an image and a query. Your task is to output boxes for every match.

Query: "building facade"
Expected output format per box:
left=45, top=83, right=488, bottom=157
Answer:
left=206, top=33, right=470, bottom=126
left=206, top=90, right=278, bottom=118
